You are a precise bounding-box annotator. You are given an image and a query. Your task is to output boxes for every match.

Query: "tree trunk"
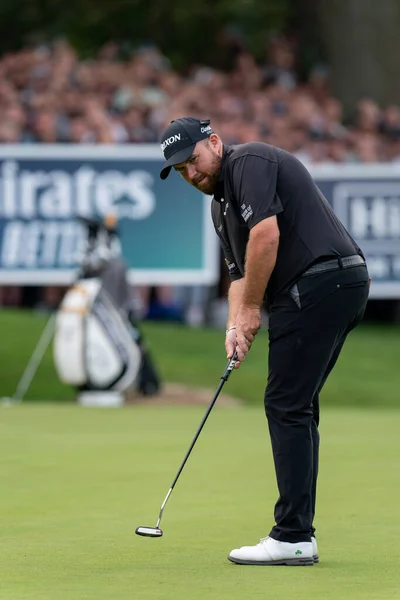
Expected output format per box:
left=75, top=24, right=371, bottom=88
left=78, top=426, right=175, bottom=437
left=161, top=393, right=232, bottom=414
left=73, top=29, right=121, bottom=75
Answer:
left=315, top=0, right=400, bottom=115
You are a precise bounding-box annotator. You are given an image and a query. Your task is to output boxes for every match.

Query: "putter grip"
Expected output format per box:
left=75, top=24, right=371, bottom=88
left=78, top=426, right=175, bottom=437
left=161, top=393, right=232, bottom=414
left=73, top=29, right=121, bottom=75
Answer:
left=222, top=350, right=238, bottom=381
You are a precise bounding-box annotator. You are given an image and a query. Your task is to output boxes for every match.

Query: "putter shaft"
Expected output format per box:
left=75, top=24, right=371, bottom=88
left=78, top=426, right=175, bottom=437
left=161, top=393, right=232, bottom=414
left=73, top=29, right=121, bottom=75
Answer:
left=151, top=351, right=238, bottom=531
left=156, top=488, right=172, bottom=528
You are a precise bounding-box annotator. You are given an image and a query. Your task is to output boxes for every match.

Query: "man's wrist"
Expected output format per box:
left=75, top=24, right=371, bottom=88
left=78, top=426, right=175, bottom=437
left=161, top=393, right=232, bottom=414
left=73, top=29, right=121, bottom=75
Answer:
left=239, top=301, right=261, bottom=310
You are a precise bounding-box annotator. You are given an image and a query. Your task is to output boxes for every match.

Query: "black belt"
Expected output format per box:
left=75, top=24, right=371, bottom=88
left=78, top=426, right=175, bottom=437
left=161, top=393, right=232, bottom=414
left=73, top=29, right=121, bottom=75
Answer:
left=302, top=254, right=365, bottom=277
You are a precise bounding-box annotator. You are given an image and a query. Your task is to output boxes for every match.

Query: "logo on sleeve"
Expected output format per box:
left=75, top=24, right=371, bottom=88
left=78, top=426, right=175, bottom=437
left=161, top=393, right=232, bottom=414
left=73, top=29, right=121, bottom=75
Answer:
left=241, top=203, right=253, bottom=222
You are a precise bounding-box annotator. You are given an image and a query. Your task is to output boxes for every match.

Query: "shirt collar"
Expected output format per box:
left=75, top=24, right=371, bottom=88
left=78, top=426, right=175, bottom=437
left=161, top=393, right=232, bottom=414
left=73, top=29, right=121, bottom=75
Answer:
left=213, top=144, right=233, bottom=203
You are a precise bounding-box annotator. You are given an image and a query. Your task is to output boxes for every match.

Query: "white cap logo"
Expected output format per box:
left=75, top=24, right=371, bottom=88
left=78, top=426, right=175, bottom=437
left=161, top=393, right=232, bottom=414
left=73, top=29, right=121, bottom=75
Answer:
left=161, top=134, right=181, bottom=152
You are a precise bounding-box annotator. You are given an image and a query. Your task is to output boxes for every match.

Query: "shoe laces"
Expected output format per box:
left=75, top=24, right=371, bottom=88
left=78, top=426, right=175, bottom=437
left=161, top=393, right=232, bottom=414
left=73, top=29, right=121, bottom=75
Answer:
left=257, top=536, right=270, bottom=546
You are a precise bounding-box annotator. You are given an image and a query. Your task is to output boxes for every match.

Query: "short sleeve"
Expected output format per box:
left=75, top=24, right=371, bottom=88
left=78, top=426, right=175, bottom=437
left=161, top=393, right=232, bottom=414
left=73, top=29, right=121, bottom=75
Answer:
left=231, top=155, right=283, bottom=229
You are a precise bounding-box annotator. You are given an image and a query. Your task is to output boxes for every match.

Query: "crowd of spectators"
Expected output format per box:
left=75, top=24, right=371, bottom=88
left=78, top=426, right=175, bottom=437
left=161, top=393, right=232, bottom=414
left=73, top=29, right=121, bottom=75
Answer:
left=0, top=37, right=400, bottom=163
left=0, top=36, right=399, bottom=321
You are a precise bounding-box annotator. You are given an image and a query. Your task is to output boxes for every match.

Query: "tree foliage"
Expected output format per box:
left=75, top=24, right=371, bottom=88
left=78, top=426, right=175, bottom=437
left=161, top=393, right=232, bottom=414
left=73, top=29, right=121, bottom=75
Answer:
left=1, top=0, right=399, bottom=108
left=0, top=0, right=291, bottom=68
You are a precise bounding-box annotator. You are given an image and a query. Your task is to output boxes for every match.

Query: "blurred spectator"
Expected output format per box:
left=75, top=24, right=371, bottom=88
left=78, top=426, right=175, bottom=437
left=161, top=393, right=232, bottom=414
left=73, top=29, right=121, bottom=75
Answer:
left=355, top=98, right=381, bottom=133
left=262, top=35, right=298, bottom=90
left=353, top=133, right=383, bottom=163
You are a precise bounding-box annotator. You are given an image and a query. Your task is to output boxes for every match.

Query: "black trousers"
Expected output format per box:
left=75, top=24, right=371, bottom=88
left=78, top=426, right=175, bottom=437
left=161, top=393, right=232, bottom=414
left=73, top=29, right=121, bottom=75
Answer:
left=265, top=264, right=369, bottom=543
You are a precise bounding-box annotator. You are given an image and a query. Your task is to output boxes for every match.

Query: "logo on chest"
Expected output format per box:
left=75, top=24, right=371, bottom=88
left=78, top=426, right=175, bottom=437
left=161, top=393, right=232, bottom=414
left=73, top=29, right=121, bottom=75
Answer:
left=225, top=257, right=236, bottom=271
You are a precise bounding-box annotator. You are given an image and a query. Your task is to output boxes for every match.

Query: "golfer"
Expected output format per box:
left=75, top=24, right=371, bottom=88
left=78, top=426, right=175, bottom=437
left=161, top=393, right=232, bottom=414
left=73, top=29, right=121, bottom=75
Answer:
left=160, top=117, right=370, bottom=566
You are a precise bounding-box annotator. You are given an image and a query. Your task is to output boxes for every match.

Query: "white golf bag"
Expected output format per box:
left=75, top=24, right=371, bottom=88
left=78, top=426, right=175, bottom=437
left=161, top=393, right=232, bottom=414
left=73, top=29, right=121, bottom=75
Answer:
left=53, top=277, right=142, bottom=392
left=2, top=216, right=160, bottom=405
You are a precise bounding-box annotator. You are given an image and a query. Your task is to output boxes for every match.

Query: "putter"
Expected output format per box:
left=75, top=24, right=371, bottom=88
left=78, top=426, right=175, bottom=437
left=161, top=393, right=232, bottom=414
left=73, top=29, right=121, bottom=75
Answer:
left=136, top=350, right=238, bottom=538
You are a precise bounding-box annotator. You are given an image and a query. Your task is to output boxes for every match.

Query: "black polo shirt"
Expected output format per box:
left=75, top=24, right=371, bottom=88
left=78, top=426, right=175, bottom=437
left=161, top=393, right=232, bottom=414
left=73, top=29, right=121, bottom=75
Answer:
left=211, top=142, right=364, bottom=303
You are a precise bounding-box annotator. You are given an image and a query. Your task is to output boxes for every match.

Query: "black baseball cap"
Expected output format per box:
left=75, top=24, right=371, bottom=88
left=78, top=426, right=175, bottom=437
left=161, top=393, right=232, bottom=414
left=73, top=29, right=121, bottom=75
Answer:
left=159, top=116, right=213, bottom=179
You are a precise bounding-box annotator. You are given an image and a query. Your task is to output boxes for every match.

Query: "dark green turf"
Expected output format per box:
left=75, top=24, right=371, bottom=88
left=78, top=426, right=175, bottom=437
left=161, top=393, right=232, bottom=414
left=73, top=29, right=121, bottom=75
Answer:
left=0, top=308, right=399, bottom=407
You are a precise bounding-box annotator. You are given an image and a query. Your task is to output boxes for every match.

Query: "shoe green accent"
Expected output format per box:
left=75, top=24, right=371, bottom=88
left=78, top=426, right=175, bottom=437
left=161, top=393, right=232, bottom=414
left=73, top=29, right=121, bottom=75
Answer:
left=295, top=550, right=303, bottom=556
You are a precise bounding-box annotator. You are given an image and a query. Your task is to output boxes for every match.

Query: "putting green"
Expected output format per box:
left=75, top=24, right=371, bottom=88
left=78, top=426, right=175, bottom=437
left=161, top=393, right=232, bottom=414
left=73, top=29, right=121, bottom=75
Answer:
left=1, top=404, right=399, bottom=599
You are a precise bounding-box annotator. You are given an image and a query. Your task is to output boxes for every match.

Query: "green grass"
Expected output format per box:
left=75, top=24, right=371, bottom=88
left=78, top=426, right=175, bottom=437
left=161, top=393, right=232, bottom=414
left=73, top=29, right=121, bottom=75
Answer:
left=1, top=404, right=400, bottom=599
left=0, top=308, right=399, bottom=407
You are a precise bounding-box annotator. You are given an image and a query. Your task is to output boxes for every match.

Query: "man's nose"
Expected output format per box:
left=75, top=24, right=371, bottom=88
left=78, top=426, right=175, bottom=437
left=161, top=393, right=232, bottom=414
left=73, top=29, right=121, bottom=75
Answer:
left=185, top=163, right=197, bottom=181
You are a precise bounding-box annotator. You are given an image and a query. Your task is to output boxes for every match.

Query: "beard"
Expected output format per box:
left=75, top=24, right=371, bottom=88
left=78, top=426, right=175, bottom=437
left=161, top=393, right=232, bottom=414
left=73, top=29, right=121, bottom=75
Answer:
left=193, top=153, right=222, bottom=195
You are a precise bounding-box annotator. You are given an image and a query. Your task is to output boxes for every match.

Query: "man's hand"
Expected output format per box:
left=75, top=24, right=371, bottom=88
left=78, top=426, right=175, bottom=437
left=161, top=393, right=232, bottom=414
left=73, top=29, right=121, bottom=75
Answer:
left=235, top=304, right=261, bottom=362
left=225, top=327, right=241, bottom=369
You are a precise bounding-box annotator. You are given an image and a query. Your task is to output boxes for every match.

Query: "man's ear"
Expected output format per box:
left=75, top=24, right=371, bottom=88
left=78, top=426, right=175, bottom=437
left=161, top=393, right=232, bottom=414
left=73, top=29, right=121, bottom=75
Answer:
left=208, top=133, right=222, bottom=154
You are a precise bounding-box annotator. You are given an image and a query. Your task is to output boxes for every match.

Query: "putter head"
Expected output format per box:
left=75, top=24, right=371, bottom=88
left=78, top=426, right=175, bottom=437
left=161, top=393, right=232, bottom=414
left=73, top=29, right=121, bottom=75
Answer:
left=135, top=526, right=163, bottom=538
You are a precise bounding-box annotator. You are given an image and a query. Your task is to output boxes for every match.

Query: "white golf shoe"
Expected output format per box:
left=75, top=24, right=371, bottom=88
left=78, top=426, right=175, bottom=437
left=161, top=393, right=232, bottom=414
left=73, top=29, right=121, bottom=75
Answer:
left=228, top=536, right=314, bottom=566
left=312, top=536, right=319, bottom=563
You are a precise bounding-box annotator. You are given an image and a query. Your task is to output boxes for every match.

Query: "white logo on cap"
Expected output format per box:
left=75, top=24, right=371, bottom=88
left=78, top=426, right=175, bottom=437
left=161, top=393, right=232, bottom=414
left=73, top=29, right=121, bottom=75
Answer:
left=201, top=125, right=212, bottom=134
left=161, top=134, right=181, bottom=152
